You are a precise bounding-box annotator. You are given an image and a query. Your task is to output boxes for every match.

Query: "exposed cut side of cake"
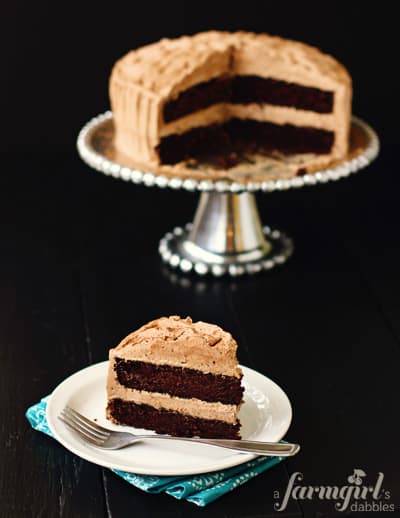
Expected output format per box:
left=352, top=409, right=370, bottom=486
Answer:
left=106, top=316, right=244, bottom=439
left=110, top=31, right=352, bottom=176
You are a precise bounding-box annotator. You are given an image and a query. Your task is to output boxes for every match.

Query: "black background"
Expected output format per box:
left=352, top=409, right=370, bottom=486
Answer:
left=3, top=2, right=400, bottom=517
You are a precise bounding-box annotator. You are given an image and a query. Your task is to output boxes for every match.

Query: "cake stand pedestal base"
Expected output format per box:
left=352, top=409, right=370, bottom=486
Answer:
left=159, top=192, right=293, bottom=276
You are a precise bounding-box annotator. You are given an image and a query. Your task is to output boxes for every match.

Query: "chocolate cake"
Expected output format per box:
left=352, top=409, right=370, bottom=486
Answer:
left=110, top=31, right=352, bottom=177
left=106, top=316, right=244, bottom=439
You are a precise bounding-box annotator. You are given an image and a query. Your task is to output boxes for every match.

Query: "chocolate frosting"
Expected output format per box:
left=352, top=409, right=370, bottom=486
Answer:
left=109, top=316, right=242, bottom=377
left=111, top=31, right=350, bottom=96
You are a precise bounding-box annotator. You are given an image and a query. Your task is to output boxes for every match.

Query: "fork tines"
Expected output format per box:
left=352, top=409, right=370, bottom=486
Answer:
left=59, top=407, right=110, bottom=447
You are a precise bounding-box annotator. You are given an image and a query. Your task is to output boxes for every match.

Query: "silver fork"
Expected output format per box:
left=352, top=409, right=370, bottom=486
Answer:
left=59, top=406, right=300, bottom=456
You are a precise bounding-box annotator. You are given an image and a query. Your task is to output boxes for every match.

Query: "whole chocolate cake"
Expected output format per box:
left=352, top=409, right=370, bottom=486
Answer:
left=106, top=316, right=244, bottom=439
left=110, top=31, right=352, bottom=178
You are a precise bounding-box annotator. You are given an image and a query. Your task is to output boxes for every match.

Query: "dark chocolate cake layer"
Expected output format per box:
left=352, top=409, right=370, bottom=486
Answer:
left=114, top=358, right=244, bottom=405
left=231, top=76, right=333, bottom=113
left=164, top=77, right=232, bottom=122
left=163, top=75, right=334, bottom=122
left=157, top=119, right=334, bottom=164
left=107, top=398, right=241, bottom=439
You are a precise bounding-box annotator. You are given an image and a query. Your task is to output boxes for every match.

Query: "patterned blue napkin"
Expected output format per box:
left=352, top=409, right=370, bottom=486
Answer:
left=26, top=396, right=284, bottom=506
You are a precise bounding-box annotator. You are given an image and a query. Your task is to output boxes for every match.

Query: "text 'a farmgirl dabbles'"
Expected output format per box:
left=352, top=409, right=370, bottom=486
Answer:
left=274, top=469, right=395, bottom=513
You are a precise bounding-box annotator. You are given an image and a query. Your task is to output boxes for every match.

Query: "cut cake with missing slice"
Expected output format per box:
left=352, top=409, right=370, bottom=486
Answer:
left=110, top=31, right=352, bottom=177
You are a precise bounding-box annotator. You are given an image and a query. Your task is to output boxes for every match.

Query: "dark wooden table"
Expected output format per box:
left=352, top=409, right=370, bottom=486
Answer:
left=3, top=117, right=400, bottom=517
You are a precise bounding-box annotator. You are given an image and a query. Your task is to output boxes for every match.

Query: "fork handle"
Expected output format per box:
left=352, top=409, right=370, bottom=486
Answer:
left=135, top=435, right=300, bottom=456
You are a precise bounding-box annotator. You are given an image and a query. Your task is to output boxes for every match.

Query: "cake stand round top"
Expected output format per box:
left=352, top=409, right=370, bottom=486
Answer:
left=77, top=111, right=379, bottom=194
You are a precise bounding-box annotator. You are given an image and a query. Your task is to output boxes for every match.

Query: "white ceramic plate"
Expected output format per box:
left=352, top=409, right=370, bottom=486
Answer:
left=47, top=361, right=292, bottom=475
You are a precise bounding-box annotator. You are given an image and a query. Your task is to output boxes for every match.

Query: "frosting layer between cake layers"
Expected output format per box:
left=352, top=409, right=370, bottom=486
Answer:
left=106, top=316, right=244, bottom=439
left=110, top=31, right=352, bottom=171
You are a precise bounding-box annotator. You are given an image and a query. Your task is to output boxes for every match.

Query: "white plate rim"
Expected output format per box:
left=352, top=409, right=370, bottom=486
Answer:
left=47, top=361, right=293, bottom=475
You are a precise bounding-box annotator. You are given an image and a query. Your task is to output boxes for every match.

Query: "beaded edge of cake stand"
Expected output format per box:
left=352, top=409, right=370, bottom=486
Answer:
left=77, top=111, right=380, bottom=194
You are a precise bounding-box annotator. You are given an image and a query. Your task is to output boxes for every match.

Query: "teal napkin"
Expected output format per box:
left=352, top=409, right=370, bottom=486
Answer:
left=26, top=396, right=284, bottom=506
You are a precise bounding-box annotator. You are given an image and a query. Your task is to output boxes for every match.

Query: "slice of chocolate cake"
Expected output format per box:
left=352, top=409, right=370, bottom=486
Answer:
left=106, top=316, right=244, bottom=439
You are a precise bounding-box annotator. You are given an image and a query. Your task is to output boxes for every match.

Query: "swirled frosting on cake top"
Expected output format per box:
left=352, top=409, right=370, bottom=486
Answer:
left=111, top=31, right=350, bottom=97
left=109, top=315, right=242, bottom=377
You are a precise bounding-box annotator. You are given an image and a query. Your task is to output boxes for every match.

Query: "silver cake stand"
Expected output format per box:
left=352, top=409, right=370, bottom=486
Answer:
left=77, top=112, right=379, bottom=277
